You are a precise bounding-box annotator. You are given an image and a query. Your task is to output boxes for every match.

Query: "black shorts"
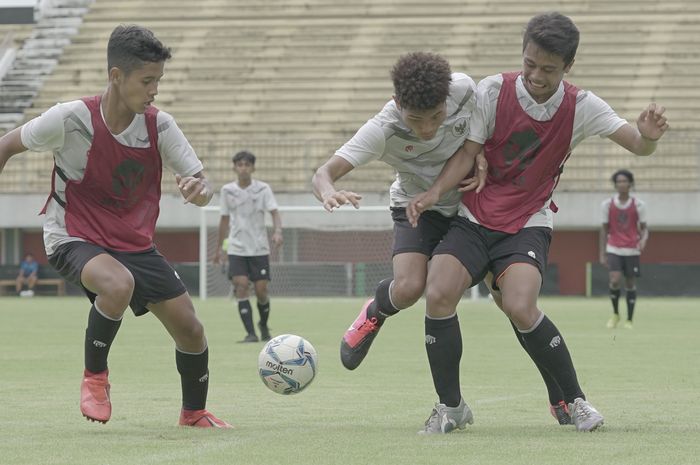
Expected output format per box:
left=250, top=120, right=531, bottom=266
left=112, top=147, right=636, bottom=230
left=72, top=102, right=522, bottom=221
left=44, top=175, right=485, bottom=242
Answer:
left=433, top=216, right=551, bottom=289
left=391, top=207, right=453, bottom=257
left=48, top=240, right=187, bottom=316
left=228, top=255, right=271, bottom=281
left=607, top=253, right=641, bottom=278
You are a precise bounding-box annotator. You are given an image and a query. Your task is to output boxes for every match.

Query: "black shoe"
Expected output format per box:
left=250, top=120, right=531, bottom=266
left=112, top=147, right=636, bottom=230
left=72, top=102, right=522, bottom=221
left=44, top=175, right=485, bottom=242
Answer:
left=550, top=401, right=573, bottom=425
left=238, top=333, right=259, bottom=343
left=258, top=323, right=272, bottom=341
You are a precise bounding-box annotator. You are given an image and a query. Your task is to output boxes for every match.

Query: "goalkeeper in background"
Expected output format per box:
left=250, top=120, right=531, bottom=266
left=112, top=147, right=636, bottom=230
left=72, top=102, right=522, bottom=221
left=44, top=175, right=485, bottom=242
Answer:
left=215, top=150, right=283, bottom=343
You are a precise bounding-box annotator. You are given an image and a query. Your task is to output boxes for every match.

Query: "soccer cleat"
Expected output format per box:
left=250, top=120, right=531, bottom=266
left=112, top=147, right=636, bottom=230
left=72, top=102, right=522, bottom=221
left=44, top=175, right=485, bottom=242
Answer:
left=179, top=409, right=233, bottom=428
left=549, top=400, right=572, bottom=425
left=80, top=369, right=111, bottom=424
left=237, top=333, right=259, bottom=343
left=568, top=398, right=604, bottom=432
left=419, top=398, right=474, bottom=434
left=258, top=323, right=271, bottom=341
left=340, top=299, right=383, bottom=370
left=606, top=314, right=620, bottom=329
left=623, top=320, right=633, bottom=329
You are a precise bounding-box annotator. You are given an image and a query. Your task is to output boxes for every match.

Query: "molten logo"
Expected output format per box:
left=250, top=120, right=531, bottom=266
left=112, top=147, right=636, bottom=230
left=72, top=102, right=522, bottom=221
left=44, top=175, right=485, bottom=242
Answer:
left=266, top=360, right=294, bottom=375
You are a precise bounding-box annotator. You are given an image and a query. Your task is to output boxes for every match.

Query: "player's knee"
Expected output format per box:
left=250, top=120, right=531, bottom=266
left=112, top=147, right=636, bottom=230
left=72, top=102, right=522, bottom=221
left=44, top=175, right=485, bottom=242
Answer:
left=425, top=283, right=459, bottom=318
left=102, top=272, right=135, bottom=306
left=391, top=277, right=424, bottom=306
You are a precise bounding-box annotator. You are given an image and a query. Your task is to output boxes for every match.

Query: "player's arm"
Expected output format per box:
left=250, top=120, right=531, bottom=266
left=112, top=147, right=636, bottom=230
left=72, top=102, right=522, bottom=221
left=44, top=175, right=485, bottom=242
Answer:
left=639, top=222, right=649, bottom=251
left=311, top=155, right=362, bottom=211
left=176, top=170, right=213, bottom=206
left=215, top=214, right=230, bottom=264
left=269, top=209, right=283, bottom=249
left=599, top=223, right=609, bottom=265
left=607, top=103, right=668, bottom=156
left=0, top=127, right=28, bottom=175
left=406, top=140, right=483, bottom=226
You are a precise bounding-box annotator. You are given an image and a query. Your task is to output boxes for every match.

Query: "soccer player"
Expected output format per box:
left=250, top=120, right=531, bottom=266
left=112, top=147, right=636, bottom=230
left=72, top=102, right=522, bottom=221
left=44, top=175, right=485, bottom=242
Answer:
left=600, top=169, right=648, bottom=329
left=214, top=150, right=283, bottom=343
left=16, top=253, right=39, bottom=296
left=312, top=51, right=479, bottom=371
left=0, top=25, right=231, bottom=428
left=407, top=12, right=667, bottom=433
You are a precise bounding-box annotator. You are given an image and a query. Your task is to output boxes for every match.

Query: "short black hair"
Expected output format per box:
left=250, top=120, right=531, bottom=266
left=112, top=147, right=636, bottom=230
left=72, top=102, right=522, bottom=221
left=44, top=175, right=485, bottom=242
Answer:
left=523, top=12, right=579, bottom=66
left=611, top=169, right=634, bottom=184
left=232, top=150, right=256, bottom=165
left=391, top=52, right=452, bottom=111
left=107, top=24, right=171, bottom=75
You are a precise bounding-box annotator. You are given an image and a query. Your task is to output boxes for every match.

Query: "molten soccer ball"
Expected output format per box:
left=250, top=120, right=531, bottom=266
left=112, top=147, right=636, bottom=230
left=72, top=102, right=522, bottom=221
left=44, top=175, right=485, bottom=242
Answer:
left=258, top=334, right=318, bottom=395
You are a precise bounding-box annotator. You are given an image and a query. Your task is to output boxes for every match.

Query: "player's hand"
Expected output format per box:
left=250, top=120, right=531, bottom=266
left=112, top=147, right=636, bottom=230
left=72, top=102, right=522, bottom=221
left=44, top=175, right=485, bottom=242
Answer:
left=321, top=190, right=362, bottom=212
left=271, top=230, right=283, bottom=249
left=599, top=254, right=607, bottom=267
left=637, top=103, right=669, bottom=142
left=407, top=189, right=439, bottom=227
left=457, top=151, right=488, bottom=193
left=176, top=174, right=210, bottom=205
left=213, top=249, right=224, bottom=265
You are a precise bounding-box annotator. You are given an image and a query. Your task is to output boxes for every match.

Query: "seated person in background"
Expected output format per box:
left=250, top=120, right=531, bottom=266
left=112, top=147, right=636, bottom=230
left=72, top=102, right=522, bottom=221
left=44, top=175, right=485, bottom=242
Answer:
left=16, top=253, right=39, bottom=296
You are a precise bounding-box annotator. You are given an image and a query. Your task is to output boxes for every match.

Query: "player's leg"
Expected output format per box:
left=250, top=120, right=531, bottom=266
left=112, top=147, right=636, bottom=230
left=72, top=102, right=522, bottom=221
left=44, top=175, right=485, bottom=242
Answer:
left=486, top=276, right=570, bottom=425
left=251, top=256, right=272, bottom=341
left=607, top=254, right=623, bottom=328
left=26, top=273, right=38, bottom=294
left=48, top=241, right=134, bottom=423
left=622, top=256, right=640, bottom=328
left=418, top=217, right=488, bottom=433
left=229, top=255, right=257, bottom=342
left=149, top=294, right=231, bottom=428
left=15, top=274, right=24, bottom=294
left=340, top=208, right=450, bottom=370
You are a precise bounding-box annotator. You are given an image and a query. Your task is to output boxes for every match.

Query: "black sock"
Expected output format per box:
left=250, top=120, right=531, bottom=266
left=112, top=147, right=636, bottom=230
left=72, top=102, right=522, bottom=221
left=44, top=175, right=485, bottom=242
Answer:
left=520, top=315, right=584, bottom=404
left=176, top=347, right=209, bottom=411
left=237, top=299, right=256, bottom=335
left=609, top=288, right=621, bottom=314
left=425, top=314, right=462, bottom=407
left=625, top=289, right=636, bottom=321
left=510, top=321, right=564, bottom=405
left=257, top=300, right=270, bottom=327
left=370, top=278, right=400, bottom=320
left=84, top=304, right=122, bottom=373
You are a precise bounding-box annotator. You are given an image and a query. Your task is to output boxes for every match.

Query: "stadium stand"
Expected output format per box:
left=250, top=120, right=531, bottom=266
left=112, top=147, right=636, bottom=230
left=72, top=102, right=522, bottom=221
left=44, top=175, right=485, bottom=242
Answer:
left=0, top=0, right=698, bottom=193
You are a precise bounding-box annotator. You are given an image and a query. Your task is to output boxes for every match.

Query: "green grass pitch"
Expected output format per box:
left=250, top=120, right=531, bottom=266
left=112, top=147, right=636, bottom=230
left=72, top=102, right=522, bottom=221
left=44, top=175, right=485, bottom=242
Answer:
left=0, top=296, right=698, bottom=465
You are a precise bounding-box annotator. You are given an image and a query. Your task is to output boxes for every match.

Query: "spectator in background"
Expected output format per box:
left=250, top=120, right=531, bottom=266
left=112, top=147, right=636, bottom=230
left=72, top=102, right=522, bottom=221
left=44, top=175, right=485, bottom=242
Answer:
left=16, top=253, right=39, bottom=296
left=600, top=169, right=648, bottom=329
left=215, top=150, right=283, bottom=343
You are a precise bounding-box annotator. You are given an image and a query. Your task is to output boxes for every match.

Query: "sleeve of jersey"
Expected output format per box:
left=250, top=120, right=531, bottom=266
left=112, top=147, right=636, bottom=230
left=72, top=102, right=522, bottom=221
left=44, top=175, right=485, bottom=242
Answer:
left=20, top=103, right=67, bottom=152
left=157, top=111, right=204, bottom=177
left=219, top=186, right=230, bottom=216
left=467, top=75, right=500, bottom=145
left=264, top=185, right=279, bottom=211
left=580, top=91, right=628, bottom=138
left=334, top=120, right=386, bottom=167
left=600, top=199, right=611, bottom=223
left=636, top=199, right=648, bottom=223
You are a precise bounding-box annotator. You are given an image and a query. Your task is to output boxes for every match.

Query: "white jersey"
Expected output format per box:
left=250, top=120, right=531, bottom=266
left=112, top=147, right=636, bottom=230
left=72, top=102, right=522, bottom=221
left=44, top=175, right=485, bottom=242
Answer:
left=336, top=73, right=477, bottom=216
left=460, top=73, right=629, bottom=229
left=220, top=179, right=279, bottom=256
left=601, top=194, right=647, bottom=256
left=20, top=99, right=203, bottom=255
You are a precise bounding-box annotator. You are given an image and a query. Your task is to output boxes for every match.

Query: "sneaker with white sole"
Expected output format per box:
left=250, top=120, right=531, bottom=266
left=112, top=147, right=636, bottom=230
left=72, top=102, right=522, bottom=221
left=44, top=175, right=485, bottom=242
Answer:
left=418, top=398, right=474, bottom=434
left=568, top=397, right=604, bottom=432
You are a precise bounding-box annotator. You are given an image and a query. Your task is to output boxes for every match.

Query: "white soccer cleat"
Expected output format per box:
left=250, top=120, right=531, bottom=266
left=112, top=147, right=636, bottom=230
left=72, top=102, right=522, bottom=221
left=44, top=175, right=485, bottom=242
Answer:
left=568, top=397, right=604, bottom=432
left=419, top=397, right=474, bottom=434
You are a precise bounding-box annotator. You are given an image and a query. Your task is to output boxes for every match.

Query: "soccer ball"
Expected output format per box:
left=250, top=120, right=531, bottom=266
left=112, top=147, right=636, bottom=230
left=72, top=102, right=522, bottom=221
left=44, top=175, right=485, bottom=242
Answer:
left=258, top=334, right=318, bottom=395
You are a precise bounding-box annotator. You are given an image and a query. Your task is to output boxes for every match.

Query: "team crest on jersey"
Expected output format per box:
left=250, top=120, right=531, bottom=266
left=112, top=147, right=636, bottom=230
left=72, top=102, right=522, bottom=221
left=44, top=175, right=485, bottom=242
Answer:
left=451, top=117, right=468, bottom=137
left=404, top=145, right=414, bottom=152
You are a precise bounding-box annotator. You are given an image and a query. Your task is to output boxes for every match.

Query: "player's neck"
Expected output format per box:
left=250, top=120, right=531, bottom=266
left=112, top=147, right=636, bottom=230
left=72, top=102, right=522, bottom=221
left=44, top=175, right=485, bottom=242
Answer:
left=237, top=178, right=252, bottom=188
left=617, top=192, right=630, bottom=202
left=101, top=89, right=136, bottom=135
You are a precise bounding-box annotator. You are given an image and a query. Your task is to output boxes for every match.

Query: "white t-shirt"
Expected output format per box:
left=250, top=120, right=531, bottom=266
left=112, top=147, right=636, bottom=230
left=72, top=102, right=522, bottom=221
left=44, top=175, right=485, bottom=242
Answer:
left=336, top=73, right=477, bottom=216
left=20, top=99, right=203, bottom=255
left=220, top=179, right=279, bottom=256
left=460, top=73, right=629, bottom=229
left=601, top=194, right=647, bottom=256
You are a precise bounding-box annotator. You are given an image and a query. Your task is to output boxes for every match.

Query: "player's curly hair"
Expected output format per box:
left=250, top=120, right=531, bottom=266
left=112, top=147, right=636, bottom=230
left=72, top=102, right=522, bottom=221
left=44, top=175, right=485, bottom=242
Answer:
left=391, top=52, right=452, bottom=111
left=611, top=169, right=634, bottom=184
left=523, top=12, right=579, bottom=66
left=107, top=24, right=172, bottom=75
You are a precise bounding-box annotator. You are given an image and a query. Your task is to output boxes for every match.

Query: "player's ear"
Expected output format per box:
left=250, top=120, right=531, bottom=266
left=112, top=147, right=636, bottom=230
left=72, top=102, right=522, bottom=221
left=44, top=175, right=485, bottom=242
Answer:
left=563, top=58, right=575, bottom=74
left=108, top=67, right=122, bottom=85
